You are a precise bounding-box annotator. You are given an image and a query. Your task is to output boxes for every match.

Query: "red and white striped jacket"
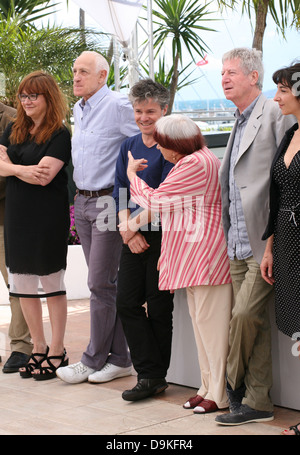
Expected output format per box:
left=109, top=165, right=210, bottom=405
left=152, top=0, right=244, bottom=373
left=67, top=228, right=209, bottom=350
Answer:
left=130, top=147, right=231, bottom=290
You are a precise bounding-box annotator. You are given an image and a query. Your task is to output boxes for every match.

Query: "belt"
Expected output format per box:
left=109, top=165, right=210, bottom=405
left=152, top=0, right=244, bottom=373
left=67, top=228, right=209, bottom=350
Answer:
left=279, top=202, right=299, bottom=227
left=77, top=186, right=114, bottom=198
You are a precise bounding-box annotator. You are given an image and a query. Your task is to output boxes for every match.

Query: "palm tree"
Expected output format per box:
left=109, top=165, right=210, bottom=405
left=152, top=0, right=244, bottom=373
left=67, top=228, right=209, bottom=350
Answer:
left=142, top=55, right=200, bottom=94
left=0, top=0, right=57, bottom=24
left=216, top=0, right=300, bottom=51
left=151, top=0, right=216, bottom=114
left=0, top=14, right=105, bottom=107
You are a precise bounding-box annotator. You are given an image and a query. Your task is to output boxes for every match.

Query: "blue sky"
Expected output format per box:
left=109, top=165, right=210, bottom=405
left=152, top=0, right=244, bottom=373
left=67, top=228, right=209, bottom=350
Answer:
left=51, top=1, right=300, bottom=101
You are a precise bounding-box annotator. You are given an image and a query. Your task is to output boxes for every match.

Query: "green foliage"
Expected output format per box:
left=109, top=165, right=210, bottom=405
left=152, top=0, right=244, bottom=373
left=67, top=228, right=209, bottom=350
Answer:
left=142, top=55, right=200, bottom=91
left=216, top=0, right=300, bottom=49
left=149, top=0, right=217, bottom=113
left=152, top=0, right=216, bottom=64
left=0, top=14, right=105, bottom=107
left=0, top=0, right=58, bottom=25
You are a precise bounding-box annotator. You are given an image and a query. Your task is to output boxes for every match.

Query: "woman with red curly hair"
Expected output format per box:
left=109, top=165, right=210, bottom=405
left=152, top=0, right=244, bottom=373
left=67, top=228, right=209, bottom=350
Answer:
left=0, top=71, right=71, bottom=380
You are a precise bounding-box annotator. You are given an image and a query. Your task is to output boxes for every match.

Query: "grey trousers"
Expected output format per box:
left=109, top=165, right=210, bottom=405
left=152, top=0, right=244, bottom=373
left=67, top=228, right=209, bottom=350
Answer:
left=227, top=256, right=274, bottom=412
left=74, top=194, right=131, bottom=370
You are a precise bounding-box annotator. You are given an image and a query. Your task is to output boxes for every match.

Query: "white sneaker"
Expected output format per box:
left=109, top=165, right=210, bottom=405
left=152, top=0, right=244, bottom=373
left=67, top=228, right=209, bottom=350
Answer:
left=56, top=361, right=96, bottom=384
left=88, top=363, right=132, bottom=383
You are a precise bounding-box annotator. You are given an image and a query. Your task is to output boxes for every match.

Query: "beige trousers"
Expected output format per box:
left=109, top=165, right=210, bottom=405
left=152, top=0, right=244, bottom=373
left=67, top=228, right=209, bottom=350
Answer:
left=228, top=256, right=274, bottom=412
left=0, top=225, right=32, bottom=355
left=186, top=283, right=233, bottom=409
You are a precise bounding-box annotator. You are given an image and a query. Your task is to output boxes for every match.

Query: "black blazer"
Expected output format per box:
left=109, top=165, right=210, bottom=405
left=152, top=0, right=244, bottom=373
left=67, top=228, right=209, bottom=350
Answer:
left=262, top=122, right=299, bottom=240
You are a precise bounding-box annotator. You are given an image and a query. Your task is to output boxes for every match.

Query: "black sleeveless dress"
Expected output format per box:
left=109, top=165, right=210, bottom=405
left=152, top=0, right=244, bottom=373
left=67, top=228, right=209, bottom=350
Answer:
left=1, top=124, right=71, bottom=298
left=272, top=140, right=300, bottom=338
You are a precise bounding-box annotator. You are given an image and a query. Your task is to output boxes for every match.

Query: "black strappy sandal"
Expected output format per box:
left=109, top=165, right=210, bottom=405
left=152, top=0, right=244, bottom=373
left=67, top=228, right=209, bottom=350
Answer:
left=282, top=422, right=300, bottom=435
left=33, top=349, right=69, bottom=381
left=19, top=346, right=49, bottom=378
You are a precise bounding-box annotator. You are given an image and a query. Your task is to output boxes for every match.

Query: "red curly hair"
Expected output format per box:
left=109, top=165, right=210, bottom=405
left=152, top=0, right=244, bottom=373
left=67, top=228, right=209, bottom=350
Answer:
left=10, top=71, right=69, bottom=144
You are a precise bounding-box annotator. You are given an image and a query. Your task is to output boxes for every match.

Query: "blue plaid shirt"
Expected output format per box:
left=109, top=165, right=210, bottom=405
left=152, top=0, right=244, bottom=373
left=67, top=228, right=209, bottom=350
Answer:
left=227, top=97, right=259, bottom=260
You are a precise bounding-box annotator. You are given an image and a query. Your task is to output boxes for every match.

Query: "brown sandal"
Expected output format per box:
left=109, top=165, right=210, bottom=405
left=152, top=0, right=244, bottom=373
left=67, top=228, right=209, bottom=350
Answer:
left=193, top=399, right=219, bottom=414
left=183, top=395, right=204, bottom=409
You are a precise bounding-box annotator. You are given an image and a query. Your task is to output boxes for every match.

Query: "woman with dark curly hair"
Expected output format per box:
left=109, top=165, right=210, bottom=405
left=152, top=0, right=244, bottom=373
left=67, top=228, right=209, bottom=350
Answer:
left=261, top=62, right=300, bottom=435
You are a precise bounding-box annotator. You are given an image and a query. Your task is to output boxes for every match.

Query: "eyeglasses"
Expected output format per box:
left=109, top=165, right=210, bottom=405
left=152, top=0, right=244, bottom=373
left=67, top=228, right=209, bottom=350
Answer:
left=18, top=94, right=41, bottom=102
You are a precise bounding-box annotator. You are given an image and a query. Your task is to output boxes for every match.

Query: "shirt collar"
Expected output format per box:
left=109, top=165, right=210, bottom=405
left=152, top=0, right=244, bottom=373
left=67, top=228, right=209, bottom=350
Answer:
left=234, top=94, right=260, bottom=123
left=79, top=84, right=109, bottom=110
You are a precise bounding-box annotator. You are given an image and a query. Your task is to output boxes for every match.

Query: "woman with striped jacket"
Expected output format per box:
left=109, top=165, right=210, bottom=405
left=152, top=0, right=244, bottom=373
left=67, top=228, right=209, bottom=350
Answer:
left=124, top=114, right=233, bottom=414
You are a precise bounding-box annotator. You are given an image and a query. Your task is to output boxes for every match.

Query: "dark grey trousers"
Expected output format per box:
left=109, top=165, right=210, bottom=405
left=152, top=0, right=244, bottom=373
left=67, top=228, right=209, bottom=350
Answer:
left=74, top=194, right=131, bottom=370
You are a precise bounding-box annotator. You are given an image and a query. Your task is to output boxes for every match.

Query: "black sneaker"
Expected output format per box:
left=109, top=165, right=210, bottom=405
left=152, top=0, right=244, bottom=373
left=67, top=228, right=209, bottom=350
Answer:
left=215, top=404, right=274, bottom=426
left=122, top=378, right=168, bottom=401
left=226, top=381, right=246, bottom=412
left=2, top=351, right=30, bottom=373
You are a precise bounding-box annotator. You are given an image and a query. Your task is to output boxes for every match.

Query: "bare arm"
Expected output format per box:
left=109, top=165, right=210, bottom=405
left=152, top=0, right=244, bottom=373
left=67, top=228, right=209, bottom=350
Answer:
left=260, top=235, right=275, bottom=285
left=118, top=208, right=150, bottom=254
left=0, top=145, right=64, bottom=186
left=118, top=208, right=154, bottom=243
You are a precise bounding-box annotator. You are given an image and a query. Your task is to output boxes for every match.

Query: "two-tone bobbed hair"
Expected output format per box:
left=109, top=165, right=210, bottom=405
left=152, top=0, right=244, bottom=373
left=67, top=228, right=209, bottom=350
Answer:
left=153, top=114, right=205, bottom=155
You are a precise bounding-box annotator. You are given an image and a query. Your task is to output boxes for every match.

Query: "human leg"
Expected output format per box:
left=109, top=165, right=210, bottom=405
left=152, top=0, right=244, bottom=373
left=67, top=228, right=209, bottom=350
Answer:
left=227, top=257, right=273, bottom=412
left=18, top=297, right=48, bottom=377
left=69, top=195, right=129, bottom=370
left=28, top=293, right=69, bottom=380
left=215, top=257, right=274, bottom=425
left=0, top=225, right=32, bottom=372
left=116, top=243, right=161, bottom=378
left=19, top=297, right=47, bottom=353
left=8, top=296, right=32, bottom=355
left=117, top=232, right=173, bottom=380
left=117, top=233, right=173, bottom=401
left=186, top=284, right=232, bottom=410
left=44, top=294, right=68, bottom=357
left=144, top=232, right=174, bottom=378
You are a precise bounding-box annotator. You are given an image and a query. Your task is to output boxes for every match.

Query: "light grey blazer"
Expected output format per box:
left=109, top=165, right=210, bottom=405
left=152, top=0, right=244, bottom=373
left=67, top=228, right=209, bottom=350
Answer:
left=219, top=93, right=295, bottom=264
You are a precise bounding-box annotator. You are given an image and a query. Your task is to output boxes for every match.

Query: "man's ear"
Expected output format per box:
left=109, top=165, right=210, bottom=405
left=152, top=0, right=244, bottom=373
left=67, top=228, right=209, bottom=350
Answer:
left=250, top=70, right=259, bottom=86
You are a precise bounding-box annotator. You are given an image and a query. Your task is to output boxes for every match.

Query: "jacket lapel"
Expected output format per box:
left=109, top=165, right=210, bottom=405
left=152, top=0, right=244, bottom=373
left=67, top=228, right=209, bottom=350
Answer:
left=236, top=94, right=266, bottom=164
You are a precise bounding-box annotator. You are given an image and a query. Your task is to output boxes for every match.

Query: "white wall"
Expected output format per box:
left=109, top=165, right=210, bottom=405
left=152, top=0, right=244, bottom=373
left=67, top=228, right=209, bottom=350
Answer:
left=167, top=289, right=300, bottom=411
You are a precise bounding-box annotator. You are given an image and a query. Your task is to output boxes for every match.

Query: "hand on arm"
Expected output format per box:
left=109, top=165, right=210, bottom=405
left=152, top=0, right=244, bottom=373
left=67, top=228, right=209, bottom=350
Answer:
left=0, top=145, right=12, bottom=164
left=260, top=236, right=275, bottom=285
left=118, top=209, right=136, bottom=244
left=118, top=208, right=151, bottom=254
left=0, top=153, right=64, bottom=186
left=127, top=150, right=148, bottom=182
left=118, top=208, right=154, bottom=244
left=0, top=145, right=41, bottom=182
left=127, top=232, right=150, bottom=254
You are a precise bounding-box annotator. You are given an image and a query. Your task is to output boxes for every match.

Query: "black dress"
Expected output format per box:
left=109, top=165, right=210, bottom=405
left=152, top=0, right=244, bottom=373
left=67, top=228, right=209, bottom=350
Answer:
left=271, top=128, right=300, bottom=337
left=1, top=124, right=71, bottom=298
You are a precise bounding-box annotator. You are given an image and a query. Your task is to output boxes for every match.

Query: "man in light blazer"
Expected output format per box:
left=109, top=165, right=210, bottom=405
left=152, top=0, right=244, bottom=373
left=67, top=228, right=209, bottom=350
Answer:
left=215, top=48, right=294, bottom=426
left=0, top=101, right=32, bottom=372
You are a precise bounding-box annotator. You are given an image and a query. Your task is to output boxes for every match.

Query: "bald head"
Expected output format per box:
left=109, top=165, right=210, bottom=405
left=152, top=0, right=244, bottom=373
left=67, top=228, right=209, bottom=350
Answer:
left=73, top=51, right=109, bottom=101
